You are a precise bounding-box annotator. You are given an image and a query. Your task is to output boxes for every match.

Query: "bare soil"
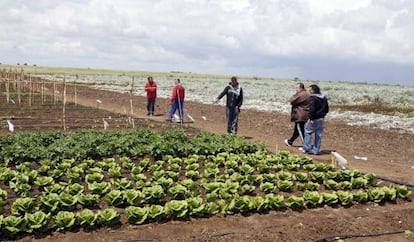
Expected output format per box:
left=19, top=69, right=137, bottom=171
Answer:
left=1, top=83, right=413, bottom=242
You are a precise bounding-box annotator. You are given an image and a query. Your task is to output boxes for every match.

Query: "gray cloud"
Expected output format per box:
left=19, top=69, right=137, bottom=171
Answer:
left=1, top=0, right=413, bottom=85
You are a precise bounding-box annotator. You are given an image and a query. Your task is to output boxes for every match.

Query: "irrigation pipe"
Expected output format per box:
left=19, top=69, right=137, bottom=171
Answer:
left=313, top=228, right=414, bottom=242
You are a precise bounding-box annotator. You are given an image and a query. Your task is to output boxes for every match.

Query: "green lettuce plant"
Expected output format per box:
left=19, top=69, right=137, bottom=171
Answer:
left=165, top=200, right=188, bottom=219
left=104, top=190, right=125, bottom=207
left=24, top=211, right=50, bottom=233
left=148, top=204, right=165, bottom=221
left=76, top=209, right=97, bottom=228
left=97, top=208, right=121, bottom=226
left=39, top=193, right=60, bottom=213
left=2, top=215, right=27, bottom=235
left=124, top=189, right=144, bottom=206
left=125, top=206, right=148, bottom=225
left=11, top=197, right=34, bottom=215
left=54, top=211, right=76, bottom=231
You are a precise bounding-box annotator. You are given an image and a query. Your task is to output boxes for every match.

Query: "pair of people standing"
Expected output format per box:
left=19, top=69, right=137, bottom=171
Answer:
left=285, top=83, right=329, bottom=155
left=144, top=77, right=186, bottom=123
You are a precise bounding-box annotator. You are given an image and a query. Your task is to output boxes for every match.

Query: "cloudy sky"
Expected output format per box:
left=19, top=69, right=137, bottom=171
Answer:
left=1, top=0, right=414, bottom=86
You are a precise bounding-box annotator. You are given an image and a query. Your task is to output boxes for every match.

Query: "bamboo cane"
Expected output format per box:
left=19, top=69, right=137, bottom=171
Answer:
left=62, top=76, right=67, bottom=131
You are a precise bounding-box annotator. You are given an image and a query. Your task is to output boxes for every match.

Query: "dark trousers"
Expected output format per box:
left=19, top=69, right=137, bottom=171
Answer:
left=147, top=98, right=156, bottom=114
left=226, top=106, right=240, bottom=134
left=288, top=121, right=306, bottom=144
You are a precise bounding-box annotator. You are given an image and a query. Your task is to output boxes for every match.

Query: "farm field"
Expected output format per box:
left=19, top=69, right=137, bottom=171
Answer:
left=0, top=73, right=413, bottom=241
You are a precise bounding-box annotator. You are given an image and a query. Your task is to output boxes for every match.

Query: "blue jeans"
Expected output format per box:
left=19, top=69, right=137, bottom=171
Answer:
left=303, top=118, right=325, bottom=154
left=226, top=106, right=240, bottom=134
left=167, top=99, right=184, bottom=121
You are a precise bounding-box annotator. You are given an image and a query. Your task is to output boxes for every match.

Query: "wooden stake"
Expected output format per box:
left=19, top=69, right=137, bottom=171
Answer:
left=62, top=76, right=67, bottom=131
left=129, top=76, right=134, bottom=116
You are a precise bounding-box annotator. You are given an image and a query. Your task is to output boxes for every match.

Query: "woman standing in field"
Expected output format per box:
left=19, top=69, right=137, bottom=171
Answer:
left=284, top=82, right=310, bottom=147
left=215, top=76, right=243, bottom=134
left=144, top=76, right=157, bottom=116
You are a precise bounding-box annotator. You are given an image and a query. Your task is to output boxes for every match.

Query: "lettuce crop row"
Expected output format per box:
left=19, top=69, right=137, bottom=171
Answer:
left=0, top=129, right=411, bottom=239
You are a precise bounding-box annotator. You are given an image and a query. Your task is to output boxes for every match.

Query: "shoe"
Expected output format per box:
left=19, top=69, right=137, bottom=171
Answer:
left=299, top=147, right=312, bottom=154
left=165, top=119, right=172, bottom=122
left=284, top=139, right=292, bottom=147
left=147, top=113, right=150, bottom=116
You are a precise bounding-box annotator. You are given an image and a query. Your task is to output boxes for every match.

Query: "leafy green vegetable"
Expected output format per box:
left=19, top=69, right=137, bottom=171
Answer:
left=259, top=182, right=275, bottom=193
left=395, top=185, right=412, bottom=199
left=227, top=195, right=252, bottom=214
left=11, top=197, right=34, bottom=215
left=88, top=181, right=111, bottom=195
left=97, top=208, right=121, bottom=226
left=104, top=190, right=125, bottom=207
left=148, top=204, right=165, bottom=221
left=165, top=200, right=188, bottom=218
left=124, top=189, right=144, bottom=206
left=59, top=192, right=77, bottom=211
left=286, top=196, right=305, bottom=209
left=54, top=211, right=76, bottom=231
left=277, top=180, right=294, bottom=192
left=77, top=193, right=100, bottom=207
left=76, top=209, right=97, bottom=228
left=125, top=206, right=148, bottom=225
left=321, top=192, right=338, bottom=206
left=25, top=211, right=50, bottom=233
left=143, top=185, right=165, bottom=204
left=39, top=193, right=60, bottom=214
left=3, top=215, right=27, bottom=234
left=336, top=191, right=354, bottom=206
left=186, top=197, right=206, bottom=216
left=303, top=191, right=323, bottom=207
left=353, top=190, right=368, bottom=203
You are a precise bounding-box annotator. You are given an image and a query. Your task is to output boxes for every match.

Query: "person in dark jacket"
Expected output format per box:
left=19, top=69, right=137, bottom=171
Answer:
left=215, top=76, right=243, bottom=134
left=285, top=83, right=310, bottom=147
left=302, top=84, right=329, bottom=155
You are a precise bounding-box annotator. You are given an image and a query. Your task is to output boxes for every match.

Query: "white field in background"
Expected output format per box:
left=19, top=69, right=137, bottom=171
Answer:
left=40, top=74, right=414, bottom=134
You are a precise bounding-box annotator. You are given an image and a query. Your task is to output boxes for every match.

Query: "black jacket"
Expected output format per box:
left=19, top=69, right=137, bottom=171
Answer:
left=217, top=85, right=243, bottom=108
left=309, top=94, right=329, bottom=120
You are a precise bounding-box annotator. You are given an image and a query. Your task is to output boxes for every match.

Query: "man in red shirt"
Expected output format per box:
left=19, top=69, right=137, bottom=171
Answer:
left=144, top=76, right=157, bottom=115
left=166, top=79, right=185, bottom=123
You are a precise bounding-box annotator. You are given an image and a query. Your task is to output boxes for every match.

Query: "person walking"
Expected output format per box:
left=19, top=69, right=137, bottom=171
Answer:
left=301, top=84, right=329, bottom=155
left=215, top=76, right=243, bottom=134
left=284, top=83, right=310, bottom=147
left=144, top=76, right=157, bottom=116
left=166, top=79, right=185, bottom=123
